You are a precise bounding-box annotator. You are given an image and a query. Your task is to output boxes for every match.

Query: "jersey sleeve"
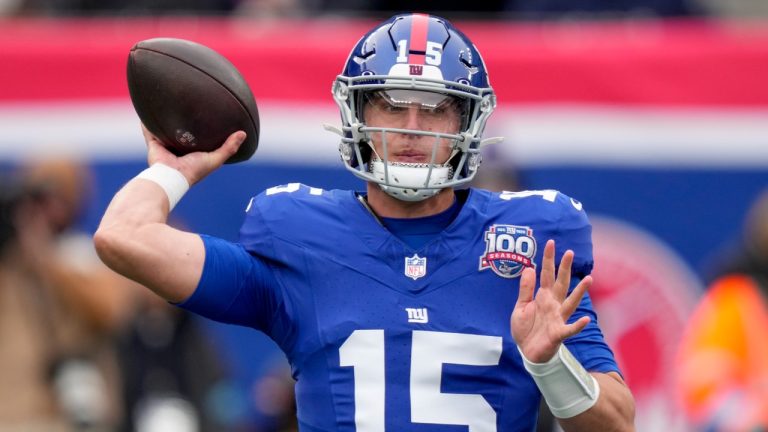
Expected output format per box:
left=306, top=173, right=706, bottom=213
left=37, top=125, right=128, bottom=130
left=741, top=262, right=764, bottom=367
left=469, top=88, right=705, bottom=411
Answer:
left=238, top=183, right=317, bottom=256
left=552, top=195, right=617, bottom=374
left=239, top=192, right=273, bottom=256
left=175, top=234, right=282, bottom=334
left=553, top=192, right=594, bottom=279
left=564, top=278, right=622, bottom=376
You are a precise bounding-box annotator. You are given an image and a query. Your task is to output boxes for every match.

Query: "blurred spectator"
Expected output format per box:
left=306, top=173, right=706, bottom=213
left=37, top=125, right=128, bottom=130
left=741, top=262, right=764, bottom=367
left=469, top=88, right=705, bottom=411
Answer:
left=0, top=0, right=23, bottom=15
left=2, top=160, right=234, bottom=432
left=115, top=280, right=232, bottom=432
left=7, top=0, right=714, bottom=18
left=250, top=359, right=297, bottom=432
left=676, top=188, right=768, bottom=431
left=15, top=0, right=239, bottom=16
left=0, top=159, right=136, bottom=431
left=332, top=1, right=505, bottom=18
left=0, top=177, right=70, bottom=431
left=239, top=0, right=700, bottom=20
left=468, top=159, right=522, bottom=193
left=235, top=0, right=305, bottom=19
left=504, top=0, right=703, bottom=19
left=697, top=0, right=768, bottom=18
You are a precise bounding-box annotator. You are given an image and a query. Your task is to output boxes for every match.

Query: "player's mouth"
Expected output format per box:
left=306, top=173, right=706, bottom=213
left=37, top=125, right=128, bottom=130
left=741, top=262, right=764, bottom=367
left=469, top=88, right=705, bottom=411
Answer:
left=392, top=152, right=430, bottom=163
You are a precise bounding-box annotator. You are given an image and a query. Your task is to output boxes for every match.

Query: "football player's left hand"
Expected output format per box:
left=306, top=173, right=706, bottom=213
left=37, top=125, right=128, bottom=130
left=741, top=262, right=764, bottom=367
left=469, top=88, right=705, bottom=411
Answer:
left=511, top=239, right=593, bottom=363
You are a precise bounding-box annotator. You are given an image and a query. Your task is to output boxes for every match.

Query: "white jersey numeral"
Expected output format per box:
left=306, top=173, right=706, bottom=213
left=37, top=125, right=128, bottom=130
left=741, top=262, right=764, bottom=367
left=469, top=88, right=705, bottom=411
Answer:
left=340, top=330, right=502, bottom=431
left=498, top=189, right=583, bottom=211
left=339, top=330, right=386, bottom=432
left=499, top=189, right=558, bottom=202
left=266, top=183, right=301, bottom=195
left=411, top=331, right=502, bottom=431
left=265, top=183, right=323, bottom=196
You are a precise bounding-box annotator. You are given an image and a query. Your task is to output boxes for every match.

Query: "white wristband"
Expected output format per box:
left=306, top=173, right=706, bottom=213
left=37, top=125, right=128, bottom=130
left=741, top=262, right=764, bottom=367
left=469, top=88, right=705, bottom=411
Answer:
left=135, top=163, right=189, bottom=211
left=519, top=344, right=600, bottom=419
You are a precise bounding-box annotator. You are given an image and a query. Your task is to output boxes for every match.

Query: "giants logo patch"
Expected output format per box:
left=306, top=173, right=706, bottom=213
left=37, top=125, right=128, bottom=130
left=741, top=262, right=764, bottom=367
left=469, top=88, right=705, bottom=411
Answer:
left=479, top=225, right=537, bottom=278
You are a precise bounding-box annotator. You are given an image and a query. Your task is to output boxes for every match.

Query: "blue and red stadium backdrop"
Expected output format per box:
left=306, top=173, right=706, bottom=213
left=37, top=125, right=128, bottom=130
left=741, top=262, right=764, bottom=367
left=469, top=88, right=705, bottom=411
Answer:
left=2, top=17, right=767, bottom=430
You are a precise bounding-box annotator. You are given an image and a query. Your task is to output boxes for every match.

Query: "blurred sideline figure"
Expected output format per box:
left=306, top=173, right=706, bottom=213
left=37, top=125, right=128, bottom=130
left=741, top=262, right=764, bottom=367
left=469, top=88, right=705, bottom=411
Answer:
left=468, top=154, right=522, bottom=195
left=676, top=189, right=768, bottom=431
left=250, top=359, right=298, bottom=432
left=116, top=288, right=230, bottom=432
left=503, top=0, right=702, bottom=19
left=4, top=160, right=244, bottom=432
left=114, top=218, right=232, bottom=432
left=3, top=0, right=710, bottom=19
left=0, top=159, right=135, bottom=431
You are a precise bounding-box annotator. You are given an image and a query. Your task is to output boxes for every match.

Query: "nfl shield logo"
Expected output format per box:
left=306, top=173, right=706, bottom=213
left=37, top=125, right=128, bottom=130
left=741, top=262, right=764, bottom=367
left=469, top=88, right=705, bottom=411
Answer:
left=404, top=254, right=427, bottom=280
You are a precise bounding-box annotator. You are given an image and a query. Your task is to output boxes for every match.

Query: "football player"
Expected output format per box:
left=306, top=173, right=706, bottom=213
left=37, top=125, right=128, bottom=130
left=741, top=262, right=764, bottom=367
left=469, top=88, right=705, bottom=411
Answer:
left=96, top=13, right=635, bottom=431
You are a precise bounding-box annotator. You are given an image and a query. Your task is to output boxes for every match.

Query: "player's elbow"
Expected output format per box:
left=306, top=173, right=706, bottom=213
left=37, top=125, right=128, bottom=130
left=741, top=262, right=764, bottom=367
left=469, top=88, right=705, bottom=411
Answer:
left=93, top=225, right=131, bottom=273
left=600, top=376, right=636, bottom=432
left=607, top=404, right=636, bottom=432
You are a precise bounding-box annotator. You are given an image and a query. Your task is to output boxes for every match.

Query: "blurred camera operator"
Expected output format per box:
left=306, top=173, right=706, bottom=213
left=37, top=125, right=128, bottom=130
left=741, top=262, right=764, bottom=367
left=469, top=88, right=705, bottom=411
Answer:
left=677, top=189, right=768, bottom=430
left=0, top=160, right=136, bottom=432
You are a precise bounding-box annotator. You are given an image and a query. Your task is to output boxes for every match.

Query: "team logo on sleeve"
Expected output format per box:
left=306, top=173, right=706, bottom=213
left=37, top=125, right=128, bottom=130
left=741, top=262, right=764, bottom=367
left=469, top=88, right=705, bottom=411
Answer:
left=479, top=225, right=537, bottom=278
left=404, top=254, right=427, bottom=280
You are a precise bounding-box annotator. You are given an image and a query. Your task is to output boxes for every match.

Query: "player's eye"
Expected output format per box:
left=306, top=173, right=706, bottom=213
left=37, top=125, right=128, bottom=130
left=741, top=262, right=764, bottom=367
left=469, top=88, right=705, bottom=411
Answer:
left=383, top=104, right=406, bottom=113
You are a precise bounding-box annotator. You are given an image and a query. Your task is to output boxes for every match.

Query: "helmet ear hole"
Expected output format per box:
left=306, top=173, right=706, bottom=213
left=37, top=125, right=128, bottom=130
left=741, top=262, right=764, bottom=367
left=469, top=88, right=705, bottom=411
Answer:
left=358, top=143, right=372, bottom=167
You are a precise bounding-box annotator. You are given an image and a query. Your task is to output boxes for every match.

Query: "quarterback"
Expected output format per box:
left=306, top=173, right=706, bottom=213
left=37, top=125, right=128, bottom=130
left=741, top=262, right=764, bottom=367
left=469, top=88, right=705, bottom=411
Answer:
left=95, top=13, right=635, bottom=431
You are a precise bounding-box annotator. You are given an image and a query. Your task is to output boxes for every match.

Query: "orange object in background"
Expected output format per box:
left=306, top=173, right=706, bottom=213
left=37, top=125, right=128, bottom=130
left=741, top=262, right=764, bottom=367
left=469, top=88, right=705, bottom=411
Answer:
left=677, top=274, right=768, bottom=430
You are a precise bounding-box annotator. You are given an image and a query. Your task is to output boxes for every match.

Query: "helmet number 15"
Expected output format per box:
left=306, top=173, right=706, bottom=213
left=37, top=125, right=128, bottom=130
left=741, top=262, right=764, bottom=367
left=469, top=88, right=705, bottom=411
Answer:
left=396, top=39, right=443, bottom=66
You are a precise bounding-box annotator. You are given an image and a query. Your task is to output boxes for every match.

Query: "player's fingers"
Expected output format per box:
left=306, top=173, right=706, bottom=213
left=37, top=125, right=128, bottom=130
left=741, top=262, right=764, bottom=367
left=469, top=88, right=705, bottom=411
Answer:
left=142, top=124, right=171, bottom=155
left=561, top=275, right=592, bottom=321
left=143, top=126, right=177, bottom=166
left=141, top=123, right=161, bottom=146
left=516, top=266, right=536, bottom=306
left=554, top=250, right=574, bottom=301
left=561, top=316, right=591, bottom=340
left=540, top=240, right=556, bottom=289
left=145, top=137, right=162, bottom=155
left=209, top=131, right=246, bottom=166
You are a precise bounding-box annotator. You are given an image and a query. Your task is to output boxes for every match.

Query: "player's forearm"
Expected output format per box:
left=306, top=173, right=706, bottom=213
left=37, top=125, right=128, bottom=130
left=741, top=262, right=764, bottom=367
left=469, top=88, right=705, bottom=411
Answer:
left=99, top=178, right=171, bottom=231
left=557, top=372, right=636, bottom=432
left=96, top=179, right=169, bottom=263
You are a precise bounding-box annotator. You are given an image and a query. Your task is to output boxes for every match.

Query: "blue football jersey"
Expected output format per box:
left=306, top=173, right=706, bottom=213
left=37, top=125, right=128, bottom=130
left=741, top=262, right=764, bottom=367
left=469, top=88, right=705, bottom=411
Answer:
left=180, top=184, right=620, bottom=432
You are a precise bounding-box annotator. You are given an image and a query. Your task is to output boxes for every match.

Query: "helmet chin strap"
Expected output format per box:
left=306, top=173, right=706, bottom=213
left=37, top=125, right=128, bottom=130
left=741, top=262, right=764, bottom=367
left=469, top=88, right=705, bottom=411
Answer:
left=369, top=158, right=454, bottom=202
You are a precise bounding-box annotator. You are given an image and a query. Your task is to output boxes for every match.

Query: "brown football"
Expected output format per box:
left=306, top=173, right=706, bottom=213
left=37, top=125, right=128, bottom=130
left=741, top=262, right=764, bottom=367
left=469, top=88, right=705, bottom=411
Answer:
left=127, top=38, right=259, bottom=164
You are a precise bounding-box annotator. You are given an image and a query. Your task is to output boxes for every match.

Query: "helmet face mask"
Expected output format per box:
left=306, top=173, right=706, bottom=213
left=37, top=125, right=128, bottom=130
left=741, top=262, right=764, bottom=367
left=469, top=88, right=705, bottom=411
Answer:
left=331, top=13, right=498, bottom=202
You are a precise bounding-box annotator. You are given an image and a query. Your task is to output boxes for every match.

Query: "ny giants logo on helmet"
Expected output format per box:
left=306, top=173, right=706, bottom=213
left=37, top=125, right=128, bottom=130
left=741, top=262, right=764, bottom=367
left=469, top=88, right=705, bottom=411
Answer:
left=479, top=225, right=537, bottom=278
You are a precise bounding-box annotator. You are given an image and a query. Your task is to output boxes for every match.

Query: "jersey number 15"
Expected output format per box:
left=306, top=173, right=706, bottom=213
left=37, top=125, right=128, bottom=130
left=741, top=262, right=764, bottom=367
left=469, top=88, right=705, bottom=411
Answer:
left=340, top=329, right=502, bottom=432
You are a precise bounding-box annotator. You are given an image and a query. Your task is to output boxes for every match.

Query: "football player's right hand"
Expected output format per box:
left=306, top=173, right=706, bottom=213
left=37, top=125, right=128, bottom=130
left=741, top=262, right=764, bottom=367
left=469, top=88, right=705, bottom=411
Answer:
left=142, top=124, right=245, bottom=186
